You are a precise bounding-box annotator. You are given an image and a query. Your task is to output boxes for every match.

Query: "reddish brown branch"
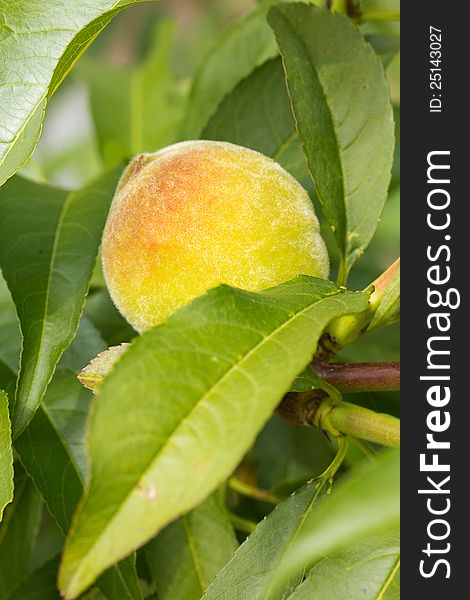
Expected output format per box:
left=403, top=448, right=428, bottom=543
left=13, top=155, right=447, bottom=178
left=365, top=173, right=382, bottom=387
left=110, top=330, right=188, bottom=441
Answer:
left=312, top=361, right=400, bottom=393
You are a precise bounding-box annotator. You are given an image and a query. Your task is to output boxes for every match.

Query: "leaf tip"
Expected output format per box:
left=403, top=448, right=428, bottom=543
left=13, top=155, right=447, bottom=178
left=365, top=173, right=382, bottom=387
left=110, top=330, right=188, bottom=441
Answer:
left=77, top=343, right=130, bottom=393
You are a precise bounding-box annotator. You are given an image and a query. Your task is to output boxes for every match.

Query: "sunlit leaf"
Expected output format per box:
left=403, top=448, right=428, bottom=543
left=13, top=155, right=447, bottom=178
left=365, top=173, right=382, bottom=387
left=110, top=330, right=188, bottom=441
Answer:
left=0, top=0, right=158, bottom=186
left=0, top=389, right=13, bottom=521
left=78, top=344, right=130, bottom=394
left=0, top=274, right=20, bottom=374
left=59, top=277, right=369, bottom=598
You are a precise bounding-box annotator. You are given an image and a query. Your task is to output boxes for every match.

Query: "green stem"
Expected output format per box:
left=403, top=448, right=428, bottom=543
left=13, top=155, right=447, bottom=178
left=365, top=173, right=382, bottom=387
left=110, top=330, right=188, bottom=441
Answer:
left=229, top=477, right=281, bottom=505
left=306, top=437, right=348, bottom=500
left=229, top=513, right=257, bottom=534
left=360, top=9, right=400, bottom=22
left=317, top=400, right=400, bottom=447
left=336, top=258, right=349, bottom=288
left=327, top=0, right=361, bottom=18
left=321, top=435, right=349, bottom=480
left=277, top=358, right=400, bottom=448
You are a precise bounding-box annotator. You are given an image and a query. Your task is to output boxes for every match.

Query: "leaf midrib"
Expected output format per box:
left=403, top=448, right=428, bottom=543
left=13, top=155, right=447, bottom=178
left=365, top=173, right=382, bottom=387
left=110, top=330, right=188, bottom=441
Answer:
left=0, top=99, right=46, bottom=176
left=272, top=130, right=298, bottom=163
left=262, top=479, right=327, bottom=600
left=70, top=288, right=343, bottom=580
left=273, top=8, right=348, bottom=258
left=376, top=555, right=400, bottom=600
left=15, top=188, right=76, bottom=432
left=182, top=514, right=207, bottom=593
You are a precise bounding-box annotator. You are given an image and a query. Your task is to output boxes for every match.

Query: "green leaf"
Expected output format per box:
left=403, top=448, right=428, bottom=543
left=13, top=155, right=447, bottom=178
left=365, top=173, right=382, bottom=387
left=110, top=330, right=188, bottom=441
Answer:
left=288, top=533, right=400, bottom=599
left=326, top=258, right=400, bottom=348
left=38, top=371, right=94, bottom=482
left=146, top=493, right=238, bottom=600
left=58, top=316, right=110, bottom=374
left=391, top=107, right=400, bottom=189
left=202, top=479, right=333, bottom=600
left=78, top=344, right=130, bottom=394
left=15, top=370, right=143, bottom=600
left=0, top=365, right=15, bottom=399
left=0, top=0, right=158, bottom=187
left=129, top=20, right=187, bottom=154
left=78, top=65, right=133, bottom=168
left=81, top=19, right=187, bottom=166
left=15, top=372, right=91, bottom=529
left=0, top=390, right=13, bottom=521
left=13, top=316, right=141, bottom=600
left=0, top=168, right=120, bottom=436
left=1, top=270, right=104, bottom=381
left=338, top=324, right=399, bottom=364
left=365, top=34, right=400, bottom=68
left=181, top=9, right=277, bottom=138
left=0, top=275, right=20, bottom=374
left=203, top=57, right=307, bottom=184
left=59, top=277, right=369, bottom=598
left=0, top=472, right=42, bottom=598
left=290, top=364, right=341, bottom=402
left=97, top=554, right=143, bottom=600
left=253, top=415, right=335, bottom=493
left=4, top=556, right=61, bottom=600
left=14, top=317, right=107, bottom=500
left=274, top=449, right=399, bottom=590
left=84, top=288, right=137, bottom=346
left=268, top=4, right=394, bottom=280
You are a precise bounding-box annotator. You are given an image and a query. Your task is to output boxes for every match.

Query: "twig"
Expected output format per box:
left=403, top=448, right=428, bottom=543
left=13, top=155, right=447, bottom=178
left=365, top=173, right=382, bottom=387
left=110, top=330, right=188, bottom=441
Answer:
left=313, top=361, right=400, bottom=393
left=229, top=477, right=281, bottom=505
left=229, top=513, right=257, bottom=534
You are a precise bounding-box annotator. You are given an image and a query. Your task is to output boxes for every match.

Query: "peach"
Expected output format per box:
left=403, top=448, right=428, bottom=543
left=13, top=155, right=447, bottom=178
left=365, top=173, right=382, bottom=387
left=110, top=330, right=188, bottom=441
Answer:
left=102, top=141, right=329, bottom=332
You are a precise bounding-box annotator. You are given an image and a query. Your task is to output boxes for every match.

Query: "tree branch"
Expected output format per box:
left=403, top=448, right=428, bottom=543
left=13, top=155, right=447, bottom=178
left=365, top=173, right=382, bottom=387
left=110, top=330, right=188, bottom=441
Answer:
left=313, top=361, right=400, bottom=393
left=277, top=361, right=400, bottom=447
left=321, top=401, right=400, bottom=447
left=278, top=392, right=400, bottom=447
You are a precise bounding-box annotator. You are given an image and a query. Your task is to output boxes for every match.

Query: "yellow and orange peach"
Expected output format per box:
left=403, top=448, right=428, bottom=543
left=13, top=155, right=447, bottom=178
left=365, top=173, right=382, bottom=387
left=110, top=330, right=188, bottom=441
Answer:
left=102, top=141, right=329, bottom=332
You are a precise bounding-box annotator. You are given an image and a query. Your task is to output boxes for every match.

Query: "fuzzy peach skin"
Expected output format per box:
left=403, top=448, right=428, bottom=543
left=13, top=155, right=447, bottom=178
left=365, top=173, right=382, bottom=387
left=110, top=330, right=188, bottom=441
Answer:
left=102, top=140, right=329, bottom=332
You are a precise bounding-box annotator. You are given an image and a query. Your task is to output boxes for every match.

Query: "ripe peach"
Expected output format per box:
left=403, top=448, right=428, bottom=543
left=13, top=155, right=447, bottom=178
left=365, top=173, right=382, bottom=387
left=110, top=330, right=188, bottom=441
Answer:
left=102, top=141, right=329, bottom=332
